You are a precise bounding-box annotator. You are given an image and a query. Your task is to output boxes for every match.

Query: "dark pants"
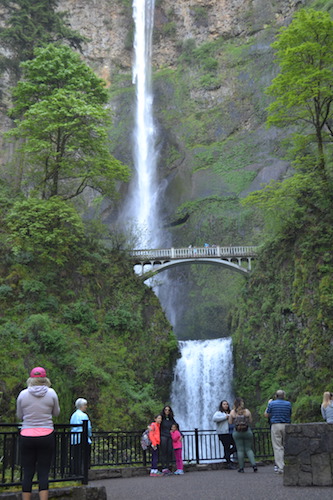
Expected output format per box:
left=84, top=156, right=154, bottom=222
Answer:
left=71, top=443, right=91, bottom=475
left=218, top=433, right=237, bottom=463
left=159, top=435, right=174, bottom=470
left=151, top=446, right=159, bottom=469
left=20, top=433, right=55, bottom=492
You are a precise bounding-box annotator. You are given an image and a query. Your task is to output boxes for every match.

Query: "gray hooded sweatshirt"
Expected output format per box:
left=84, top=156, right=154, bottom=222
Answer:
left=16, top=386, right=60, bottom=429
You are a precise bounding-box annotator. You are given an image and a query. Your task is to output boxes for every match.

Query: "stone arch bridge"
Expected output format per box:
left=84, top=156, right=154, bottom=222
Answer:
left=130, top=246, right=258, bottom=280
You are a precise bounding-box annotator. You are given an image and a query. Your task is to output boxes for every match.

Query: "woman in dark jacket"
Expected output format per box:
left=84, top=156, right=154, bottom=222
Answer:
left=159, top=405, right=177, bottom=475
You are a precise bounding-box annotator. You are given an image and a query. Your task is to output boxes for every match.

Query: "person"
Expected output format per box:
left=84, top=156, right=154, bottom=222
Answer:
left=213, top=400, right=237, bottom=469
left=264, top=389, right=292, bottom=474
left=264, top=396, right=278, bottom=472
left=170, top=423, right=184, bottom=475
left=70, top=398, right=92, bottom=475
left=321, top=391, right=333, bottom=423
left=16, top=366, right=60, bottom=500
left=148, top=414, right=162, bottom=476
left=160, top=405, right=177, bottom=475
left=229, top=397, right=257, bottom=473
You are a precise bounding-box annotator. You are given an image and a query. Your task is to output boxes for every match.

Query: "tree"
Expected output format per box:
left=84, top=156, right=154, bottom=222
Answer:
left=5, top=44, right=129, bottom=200
left=5, top=197, right=85, bottom=265
left=266, top=8, right=333, bottom=180
left=0, top=0, right=86, bottom=78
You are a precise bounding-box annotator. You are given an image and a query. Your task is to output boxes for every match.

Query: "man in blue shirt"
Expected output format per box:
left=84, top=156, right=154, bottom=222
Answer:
left=264, top=389, right=292, bottom=474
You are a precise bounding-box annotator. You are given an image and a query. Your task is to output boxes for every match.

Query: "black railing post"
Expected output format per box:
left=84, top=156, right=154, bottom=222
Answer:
left=194, top=428, right=200, bottom=464
left=82, top=420, right=89, bottom=485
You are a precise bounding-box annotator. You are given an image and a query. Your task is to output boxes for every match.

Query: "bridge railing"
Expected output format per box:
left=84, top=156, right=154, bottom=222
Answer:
left=0, top=425, right=272, bottom=487
left=130, top=246, right=258, bottom=260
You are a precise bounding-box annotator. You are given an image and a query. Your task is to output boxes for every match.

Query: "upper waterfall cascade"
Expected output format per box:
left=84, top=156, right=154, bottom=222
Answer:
left=121, top=0, right=160, bottom=248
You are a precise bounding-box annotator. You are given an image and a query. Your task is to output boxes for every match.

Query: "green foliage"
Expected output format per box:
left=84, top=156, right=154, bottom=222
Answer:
left=0, top=194, right=178, bottom=428
left=5, top=44, right=129, bottom=199
left=191, top=6, right=209, bottom=26
left=162, top=22, right=177, bottom=38
left=266, top=8, right=333, bottom=176
left=226, top=8, right=333, bottom=424
left=310, top=0, right=333, bottom=14
left=0, top=0, right=86, bottom=77
left=5, top=197, right=85, bottom=265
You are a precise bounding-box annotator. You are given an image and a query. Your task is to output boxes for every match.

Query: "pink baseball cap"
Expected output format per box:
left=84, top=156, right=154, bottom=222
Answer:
left=30, top=367, right=47, bottom=378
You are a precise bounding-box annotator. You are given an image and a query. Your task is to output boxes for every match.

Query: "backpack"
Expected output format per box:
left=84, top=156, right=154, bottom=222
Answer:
left=234, top=413, right=249, bottom=432
left=140, top=429, right=151, bottom=450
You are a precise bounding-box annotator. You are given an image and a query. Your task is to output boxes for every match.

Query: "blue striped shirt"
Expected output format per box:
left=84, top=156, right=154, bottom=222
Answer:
left=266, top=399, right=292, bottom=424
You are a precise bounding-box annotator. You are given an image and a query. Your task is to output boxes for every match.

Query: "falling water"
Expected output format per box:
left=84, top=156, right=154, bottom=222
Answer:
left=171, top=338, right=234, bottom=430
left=122, top=1, right=234, bottom=429
left=122, top=0, right=160, bottom=248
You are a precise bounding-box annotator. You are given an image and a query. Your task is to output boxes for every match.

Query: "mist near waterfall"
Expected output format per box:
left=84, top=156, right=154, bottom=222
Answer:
left=171, top=338, right=234, bottom=430
left=117, top=0, right=235, bottom=431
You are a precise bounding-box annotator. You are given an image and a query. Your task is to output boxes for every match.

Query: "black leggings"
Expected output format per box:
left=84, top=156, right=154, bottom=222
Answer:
left=20, top=433, right=55, bottom=492
left=159, top=435, right=174, bottom=470
left=218, top=433, right=237, bottom=463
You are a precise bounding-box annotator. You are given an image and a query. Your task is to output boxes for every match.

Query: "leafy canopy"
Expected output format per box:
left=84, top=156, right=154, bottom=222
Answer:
left=266, top=8, right=333, bottom=177
left=0, top=0, right=86, bottom=77
left=246, top=9, right=333, bottom=239
left=6, top=44, right=129, bottom=200
left=5, top=197, right=85, bottom=265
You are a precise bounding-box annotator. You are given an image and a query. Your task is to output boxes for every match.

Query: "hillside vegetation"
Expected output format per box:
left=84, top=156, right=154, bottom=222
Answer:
left=233, top=8, right=333, bottom=422
left=0, top=0, right=178, bottom=428
left=1, top=0, right=333, bottom=428
left=0, top=192, right=178, bottom=428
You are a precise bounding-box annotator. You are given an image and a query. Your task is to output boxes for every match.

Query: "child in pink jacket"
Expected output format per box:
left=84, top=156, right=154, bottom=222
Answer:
left=170, top=423, right=184, bottom=474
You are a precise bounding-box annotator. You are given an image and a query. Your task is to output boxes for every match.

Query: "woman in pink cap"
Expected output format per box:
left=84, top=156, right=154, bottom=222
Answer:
left=16, top=367, right=60, bottom=500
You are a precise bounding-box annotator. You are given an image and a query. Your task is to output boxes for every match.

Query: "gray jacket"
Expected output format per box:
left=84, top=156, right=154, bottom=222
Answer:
left=17, top=386, right=60, bottom=429
left=213, top=411, right=229, bottom=434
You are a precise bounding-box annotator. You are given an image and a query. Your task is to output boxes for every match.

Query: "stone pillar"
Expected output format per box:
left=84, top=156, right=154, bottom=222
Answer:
left=284, top=422, right=333, bottom=486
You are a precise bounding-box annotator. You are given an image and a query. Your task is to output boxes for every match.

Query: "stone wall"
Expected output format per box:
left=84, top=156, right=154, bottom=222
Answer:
left=284, top=422, right=333, bottom=486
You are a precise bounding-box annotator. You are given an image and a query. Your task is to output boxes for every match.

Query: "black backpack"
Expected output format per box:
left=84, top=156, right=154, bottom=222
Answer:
left=234, top=413, right=249, bottom=432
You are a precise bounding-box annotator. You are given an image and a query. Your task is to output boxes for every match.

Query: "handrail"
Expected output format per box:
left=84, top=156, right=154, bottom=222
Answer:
left=130, top=246, right=258, bottom=260
left=0, top=425, right=272, bottom=487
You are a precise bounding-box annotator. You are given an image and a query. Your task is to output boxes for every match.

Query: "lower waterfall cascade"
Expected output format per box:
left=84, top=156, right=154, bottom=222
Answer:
left=170, top=337, right=234, bottom=430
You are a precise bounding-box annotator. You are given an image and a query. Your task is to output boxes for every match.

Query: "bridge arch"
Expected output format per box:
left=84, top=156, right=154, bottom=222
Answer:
left=130, top=246, right=257, bottom=281
left=137, top=258, right=250, bottom=281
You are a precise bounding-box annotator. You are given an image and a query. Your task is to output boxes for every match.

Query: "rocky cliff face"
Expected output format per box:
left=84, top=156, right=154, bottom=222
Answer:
left=55, top=1, right=306, bottom=220
left=0, top=0, right=311, bottom=339
left=59, top=0, right=303, bottom=78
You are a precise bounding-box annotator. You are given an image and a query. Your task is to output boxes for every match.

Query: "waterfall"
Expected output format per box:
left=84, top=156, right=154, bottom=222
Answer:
left=121, top=1, right=234, bottom=431
left=171, top=338, right=234, bottom=430
left=122, top=0, right=161, bottom=248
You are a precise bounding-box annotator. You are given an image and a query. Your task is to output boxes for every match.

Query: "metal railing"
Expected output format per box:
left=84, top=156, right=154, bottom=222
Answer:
left=0, top=422, right=90, bottom=487
left=0, top=425, right=272, bottom=487
left=130, top=246, right=258, bottom=261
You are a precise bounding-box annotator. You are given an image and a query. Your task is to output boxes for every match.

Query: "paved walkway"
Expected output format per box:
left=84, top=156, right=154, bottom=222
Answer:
left=91, top=465, right=333, bottom=500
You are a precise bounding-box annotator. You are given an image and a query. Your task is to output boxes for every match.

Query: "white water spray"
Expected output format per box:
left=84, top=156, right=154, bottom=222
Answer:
left=122, top=0, right=160, bottom=248
left=171, top=338, right=234, bottom=430
left=122, top=1, right=235, bottom=432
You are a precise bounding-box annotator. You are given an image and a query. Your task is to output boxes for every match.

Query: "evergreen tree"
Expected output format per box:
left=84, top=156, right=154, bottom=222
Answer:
left=0, top=0, right=86, bottom=77
left=5, top=44, right=129, bottom=200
